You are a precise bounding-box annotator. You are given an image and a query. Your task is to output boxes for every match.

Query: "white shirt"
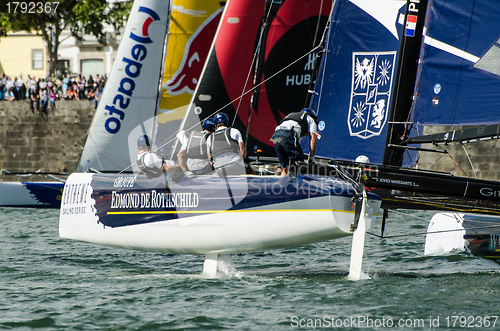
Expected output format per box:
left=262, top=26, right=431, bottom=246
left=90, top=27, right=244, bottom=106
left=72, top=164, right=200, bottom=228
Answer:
left=206, top=127, right=244, bottom=169
left=275, top=115, right=317, bottom=138
left=136, top=151, right=176, bottom=180
left=137, top=151, right=163, bottom=169
left=5, top=79, right=14, bottom=90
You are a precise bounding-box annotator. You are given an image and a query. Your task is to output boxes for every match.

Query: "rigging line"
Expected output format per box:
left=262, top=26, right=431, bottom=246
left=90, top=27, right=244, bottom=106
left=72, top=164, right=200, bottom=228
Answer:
left=461, top=143, right=477, bottom=178
left=432, top=142, right=469, bottom=176
left=367, top=224, right=500, bottom=239
left=232, top=0, right=275, bottom=127
left=311, top=0, right=327, bottom=48
left=422, top=152, right=446, bottom=170
left=85, top=134, right=124, bottom=171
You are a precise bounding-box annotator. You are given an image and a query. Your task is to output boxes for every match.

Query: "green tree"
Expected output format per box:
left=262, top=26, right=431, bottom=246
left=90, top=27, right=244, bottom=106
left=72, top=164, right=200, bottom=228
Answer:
left=0, top=0, right=132, bottom=74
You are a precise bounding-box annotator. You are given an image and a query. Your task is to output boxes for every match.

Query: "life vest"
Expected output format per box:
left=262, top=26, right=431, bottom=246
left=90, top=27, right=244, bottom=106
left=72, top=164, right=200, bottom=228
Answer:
left=137, top=152, right=164, bottom=178
left=209, top=128, right=240, bottom=157
left=279, top=112, right=318, bottom=137
left=186, top=131, right=210, bottom=159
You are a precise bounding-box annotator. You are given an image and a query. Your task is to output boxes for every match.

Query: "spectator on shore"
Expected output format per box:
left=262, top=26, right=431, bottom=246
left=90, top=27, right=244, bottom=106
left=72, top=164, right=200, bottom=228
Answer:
left=39, top=80, right=48, bottom=111
left=87, top=75, right=94, bottom=93
left=62, top=74, right=69, bottom=99
left=78, top=75, right=86, bottom=100
left=87, top=88, right=95, bottom=101
left=47, top=78, right=53, bottom=93
left=30, top=78, right=39, bottom=112
left=94, top=87, right=101, bottom=109
left=5, top=77, right=14, bottom=96
left=99, top=74, right=107, bottom=90
left=66, top=84, right=77, bottom=100
left=49, top=73, right=57, bottom=84
left=5, top=88, right=15, bottom=101
left=49, top=87, right=56, bottom=110
left=55, top=76, right=62, bottom=98
left=16, top=75, right=26, bottom=101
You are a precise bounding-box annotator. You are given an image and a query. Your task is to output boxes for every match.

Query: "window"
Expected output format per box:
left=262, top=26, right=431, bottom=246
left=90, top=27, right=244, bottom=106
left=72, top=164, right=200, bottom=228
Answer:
left=32, top=49, right=43, bottom=70
left=81, top=59, right=104, bottom=78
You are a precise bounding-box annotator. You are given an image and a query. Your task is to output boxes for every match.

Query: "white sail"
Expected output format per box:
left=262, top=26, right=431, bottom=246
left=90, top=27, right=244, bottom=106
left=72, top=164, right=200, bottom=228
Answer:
left=77, top=0, right=171, bottom=172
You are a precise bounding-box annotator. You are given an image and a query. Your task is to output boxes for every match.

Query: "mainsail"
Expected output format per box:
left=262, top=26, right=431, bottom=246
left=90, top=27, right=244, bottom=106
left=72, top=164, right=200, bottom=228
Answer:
left=309, top=0, right=407, bottom=164
left=411, top=0, right=500, bottom=128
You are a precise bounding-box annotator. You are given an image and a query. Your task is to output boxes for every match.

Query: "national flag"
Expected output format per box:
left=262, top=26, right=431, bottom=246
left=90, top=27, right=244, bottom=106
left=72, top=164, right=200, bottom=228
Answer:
left=405, top=14, right=417, bottom=37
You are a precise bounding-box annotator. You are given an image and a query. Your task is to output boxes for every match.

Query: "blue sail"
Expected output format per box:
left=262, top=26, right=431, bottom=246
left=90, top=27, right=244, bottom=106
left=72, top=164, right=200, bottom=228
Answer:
left=309, top=0, right=406, bottom=164
left=411, top=0, right=500, bottom=127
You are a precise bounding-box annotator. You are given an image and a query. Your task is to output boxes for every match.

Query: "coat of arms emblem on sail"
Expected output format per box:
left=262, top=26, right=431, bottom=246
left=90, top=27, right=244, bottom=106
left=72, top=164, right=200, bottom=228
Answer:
left=348, top=51, right=396, bottom=139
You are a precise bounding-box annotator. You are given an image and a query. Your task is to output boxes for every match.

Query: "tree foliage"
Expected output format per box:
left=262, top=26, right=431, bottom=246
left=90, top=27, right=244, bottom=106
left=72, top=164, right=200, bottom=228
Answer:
left=0, top=0, right=132, bottom=74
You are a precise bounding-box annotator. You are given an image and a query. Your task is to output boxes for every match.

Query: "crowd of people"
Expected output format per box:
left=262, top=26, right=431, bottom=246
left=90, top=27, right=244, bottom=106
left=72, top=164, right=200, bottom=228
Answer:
left=0, top=73, right=107, bottom=112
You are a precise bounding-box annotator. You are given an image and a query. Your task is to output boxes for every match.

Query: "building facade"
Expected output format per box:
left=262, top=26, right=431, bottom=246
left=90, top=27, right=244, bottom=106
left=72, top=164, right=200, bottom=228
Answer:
left=0, top=28, right=121, bottom=79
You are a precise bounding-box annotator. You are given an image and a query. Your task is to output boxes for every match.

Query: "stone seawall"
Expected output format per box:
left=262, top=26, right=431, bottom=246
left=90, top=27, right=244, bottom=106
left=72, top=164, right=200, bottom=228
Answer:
left=0, top=100, right=96, bottom=180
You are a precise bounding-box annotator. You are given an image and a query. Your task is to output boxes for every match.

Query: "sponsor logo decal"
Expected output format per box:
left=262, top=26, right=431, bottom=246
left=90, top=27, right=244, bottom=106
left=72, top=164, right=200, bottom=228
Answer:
left=61, top=182, right=90, bottom=215
left=348, top=52, right=396, bottom=139
left=164, top=8, right=223, bottom=96
left=111, top=190, right=199, bottom=209
left=104, top=6, right=161, bottom=134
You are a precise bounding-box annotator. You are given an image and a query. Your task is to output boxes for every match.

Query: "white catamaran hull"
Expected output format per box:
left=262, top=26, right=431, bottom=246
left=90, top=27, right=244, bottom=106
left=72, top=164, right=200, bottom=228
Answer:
left=59, top=172, right=381, bottom=254
left=0, top=181, right=64, bottom=208
left=424, top=212, right=500, bottom=261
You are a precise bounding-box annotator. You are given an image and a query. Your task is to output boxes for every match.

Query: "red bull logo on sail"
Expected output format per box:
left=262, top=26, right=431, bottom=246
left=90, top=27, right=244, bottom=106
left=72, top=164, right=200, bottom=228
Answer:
left=104, top=6, right=161, bottom=134
left=163, top=9, right=223, bottom=96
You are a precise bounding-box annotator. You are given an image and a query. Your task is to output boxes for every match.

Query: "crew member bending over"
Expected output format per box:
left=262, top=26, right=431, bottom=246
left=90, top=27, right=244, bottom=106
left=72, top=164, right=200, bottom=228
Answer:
left=271, top=108, right=318, bottom=176
left=177, top=118, right=215, bottom=176
left=207, top=112, right=246, bottom=176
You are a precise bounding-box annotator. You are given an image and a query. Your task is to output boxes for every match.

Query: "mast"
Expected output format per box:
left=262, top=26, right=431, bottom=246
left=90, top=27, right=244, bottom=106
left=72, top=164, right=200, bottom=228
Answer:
left=151, top=0, right=174, bottom=145
left=383, top=0, right=428, bottom=166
